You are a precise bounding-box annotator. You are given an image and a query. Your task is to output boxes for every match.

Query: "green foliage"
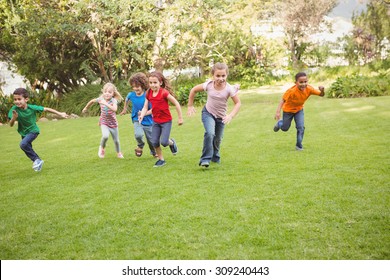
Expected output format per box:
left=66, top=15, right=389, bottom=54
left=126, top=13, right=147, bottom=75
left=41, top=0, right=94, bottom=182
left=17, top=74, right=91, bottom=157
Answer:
left=172, top=77, right=208, bottom=106
left=230, top=63, right=276, bottom=87
left=59, top=84, right=105, bottom=116
left=327, top=72, right=390, bottom=98
left=0, top=93, right=12, bottom=123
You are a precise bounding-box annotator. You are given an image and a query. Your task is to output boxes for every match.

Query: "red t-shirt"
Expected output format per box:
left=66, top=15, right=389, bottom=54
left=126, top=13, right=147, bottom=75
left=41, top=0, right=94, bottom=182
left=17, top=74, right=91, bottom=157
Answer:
left=146, top=88, right=172, bottom=124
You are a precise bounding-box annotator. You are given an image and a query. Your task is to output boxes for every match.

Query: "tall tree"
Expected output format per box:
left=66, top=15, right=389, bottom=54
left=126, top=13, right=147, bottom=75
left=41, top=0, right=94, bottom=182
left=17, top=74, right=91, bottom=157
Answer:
left=350, top=0, right=390, bottom=62
left=277, top=0, right=337, bottom=68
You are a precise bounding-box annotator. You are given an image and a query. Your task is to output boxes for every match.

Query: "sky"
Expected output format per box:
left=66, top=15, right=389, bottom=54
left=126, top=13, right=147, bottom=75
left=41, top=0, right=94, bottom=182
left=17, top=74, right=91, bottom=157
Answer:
left=311, top=0, right=369, bottom=43
left=330, top=0, right=368, bottom=20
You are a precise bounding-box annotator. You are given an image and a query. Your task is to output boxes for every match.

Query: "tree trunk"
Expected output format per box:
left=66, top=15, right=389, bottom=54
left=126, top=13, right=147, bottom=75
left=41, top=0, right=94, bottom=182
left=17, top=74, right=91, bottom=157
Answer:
left=152, top=22, right=165, bottom=72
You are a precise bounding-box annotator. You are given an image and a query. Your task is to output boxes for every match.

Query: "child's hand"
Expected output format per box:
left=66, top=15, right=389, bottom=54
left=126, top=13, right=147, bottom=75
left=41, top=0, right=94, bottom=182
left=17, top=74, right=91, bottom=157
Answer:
left=187, top=106, right=196, bottom=116
left=274, top=112, right=281, bottom=120
left=60, top=112, right=69, bottom=118
left=222, top=114, right=232, bottom=124
left=11, top=110, right=18, bottom=120
left=178, top=117, right=183, bottom=126
left=119, top=109, right=127, bottom=115
left=82, top=108, right=88, bottom=114
left=319, top=86, right=325, bottom=96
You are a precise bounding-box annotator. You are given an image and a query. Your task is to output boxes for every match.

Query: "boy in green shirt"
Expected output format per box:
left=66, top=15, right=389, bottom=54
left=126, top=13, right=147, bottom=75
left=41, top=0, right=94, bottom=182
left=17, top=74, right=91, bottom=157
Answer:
left=8, top=88, right=68, bottom=171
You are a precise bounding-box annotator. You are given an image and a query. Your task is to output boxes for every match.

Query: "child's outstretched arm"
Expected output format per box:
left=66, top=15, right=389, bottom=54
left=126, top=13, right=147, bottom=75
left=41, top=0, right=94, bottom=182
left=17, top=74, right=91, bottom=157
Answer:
left=120, top=100, right=130, bottom=115
left=274, top=99, right=285, bottom=120
left=44, top=107, right=69, bottom=118
left=9, top=110, right=18, bottom=127
left=82, top=99, right=97, bottom=113
left=223, top=95, right=241, bottom=124
left=168, top=94, right=183, bottom=125
left=187, top=84, right=204, bottom=116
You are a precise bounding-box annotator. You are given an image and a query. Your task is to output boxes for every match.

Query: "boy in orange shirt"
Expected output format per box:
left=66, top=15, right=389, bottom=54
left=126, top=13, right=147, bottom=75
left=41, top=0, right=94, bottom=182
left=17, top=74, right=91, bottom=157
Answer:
left=273, top=72, right=324, bottom=150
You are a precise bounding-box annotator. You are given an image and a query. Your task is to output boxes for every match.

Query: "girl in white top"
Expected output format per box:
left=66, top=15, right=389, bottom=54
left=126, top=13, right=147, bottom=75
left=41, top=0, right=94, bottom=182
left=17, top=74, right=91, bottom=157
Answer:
left=187, top=62, right=241, bottom=168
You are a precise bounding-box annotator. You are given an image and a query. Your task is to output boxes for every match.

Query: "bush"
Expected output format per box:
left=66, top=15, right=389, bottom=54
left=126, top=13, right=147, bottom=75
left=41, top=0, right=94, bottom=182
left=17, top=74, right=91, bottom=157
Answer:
left=327, top=71, right=390, bottom=98
left=172, top=76, right=207, bottom=106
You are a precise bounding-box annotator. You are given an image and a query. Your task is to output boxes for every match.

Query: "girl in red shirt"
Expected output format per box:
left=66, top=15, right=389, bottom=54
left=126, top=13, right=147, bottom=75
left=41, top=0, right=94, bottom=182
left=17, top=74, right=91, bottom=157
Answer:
left=139, top=71, right=183, bottom=167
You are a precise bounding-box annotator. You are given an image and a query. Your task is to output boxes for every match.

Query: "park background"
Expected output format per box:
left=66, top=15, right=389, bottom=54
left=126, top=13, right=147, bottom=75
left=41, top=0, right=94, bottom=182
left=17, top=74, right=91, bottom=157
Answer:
left=0, top=0, right=389, bottom=260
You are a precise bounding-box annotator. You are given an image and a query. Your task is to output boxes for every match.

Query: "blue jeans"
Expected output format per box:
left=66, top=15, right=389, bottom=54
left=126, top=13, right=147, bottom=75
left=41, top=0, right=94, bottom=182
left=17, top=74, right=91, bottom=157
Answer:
left=200, top=107, right=225, bottom=163
left=134, top=122, right=155, bottom=155
left=20, top=133, right=40, bottom=162
left=277, top=109, right=305, bottom=148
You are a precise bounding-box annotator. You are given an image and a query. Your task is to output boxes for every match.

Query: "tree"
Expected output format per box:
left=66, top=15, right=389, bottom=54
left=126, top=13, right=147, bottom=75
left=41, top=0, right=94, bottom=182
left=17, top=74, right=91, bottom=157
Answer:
left=277, top=0, right=337, bottom=68
left=349, top=0, right=390, bottom=62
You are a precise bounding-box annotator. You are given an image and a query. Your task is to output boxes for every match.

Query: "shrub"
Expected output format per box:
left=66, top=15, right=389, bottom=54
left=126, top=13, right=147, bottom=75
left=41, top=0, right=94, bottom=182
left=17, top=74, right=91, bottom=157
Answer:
left=172, top=76, right=207, bottom=106
left=327, top=71, right=390, bottom=98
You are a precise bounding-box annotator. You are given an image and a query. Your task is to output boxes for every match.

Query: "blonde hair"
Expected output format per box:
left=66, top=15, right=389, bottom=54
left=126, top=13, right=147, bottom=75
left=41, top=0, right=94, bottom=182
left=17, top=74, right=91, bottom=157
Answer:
left=102, top=82, right=123, bottom=102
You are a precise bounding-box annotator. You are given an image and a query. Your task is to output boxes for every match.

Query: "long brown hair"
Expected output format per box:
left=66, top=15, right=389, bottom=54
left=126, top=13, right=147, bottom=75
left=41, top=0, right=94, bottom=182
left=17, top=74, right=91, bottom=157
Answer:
left=148, top=71, right=175, bottom=97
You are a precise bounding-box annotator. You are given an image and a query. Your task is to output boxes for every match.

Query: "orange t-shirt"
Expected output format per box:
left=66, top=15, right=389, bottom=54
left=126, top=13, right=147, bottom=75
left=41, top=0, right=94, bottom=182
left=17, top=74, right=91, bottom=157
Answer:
left=282, top=85, right=321, bottom=113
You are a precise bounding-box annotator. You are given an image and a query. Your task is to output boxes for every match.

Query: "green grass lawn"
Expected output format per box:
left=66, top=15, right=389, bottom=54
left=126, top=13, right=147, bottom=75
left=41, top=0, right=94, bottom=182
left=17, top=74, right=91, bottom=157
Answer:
left=0, top=88, right=389, bottom=260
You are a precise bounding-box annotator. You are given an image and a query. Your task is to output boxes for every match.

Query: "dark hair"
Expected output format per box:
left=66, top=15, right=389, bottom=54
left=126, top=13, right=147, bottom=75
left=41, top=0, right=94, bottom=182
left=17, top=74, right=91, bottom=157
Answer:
left=13, top=88, right=29, bottom=98
left=295, top=72, right=307, bottom=81
left=129, top=72, right=149, bottom=90
left=148, top=71, right=174, bottom=95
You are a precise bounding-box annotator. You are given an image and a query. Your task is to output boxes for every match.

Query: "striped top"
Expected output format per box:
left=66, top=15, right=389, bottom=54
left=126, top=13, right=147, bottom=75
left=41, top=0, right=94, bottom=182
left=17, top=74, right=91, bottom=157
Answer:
left=98, top=97, right=118, bottom=128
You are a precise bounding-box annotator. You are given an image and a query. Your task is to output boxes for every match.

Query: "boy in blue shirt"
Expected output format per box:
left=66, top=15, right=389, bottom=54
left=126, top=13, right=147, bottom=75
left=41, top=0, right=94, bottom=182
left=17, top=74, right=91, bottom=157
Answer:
left=120, top=73, right=156, bottom=157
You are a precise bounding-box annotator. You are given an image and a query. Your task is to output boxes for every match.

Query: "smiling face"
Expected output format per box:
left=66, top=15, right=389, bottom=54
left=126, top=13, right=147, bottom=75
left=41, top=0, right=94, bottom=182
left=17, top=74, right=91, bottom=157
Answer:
left=102, top=86, right=115, bottom=100
left=13, top=94, right=28, bottom=109
left=212, top=69, right=228, bottom=87
left=149, top=76, right=162, bottom=92
left=131, top=83, right=144, bottom=95
left=296, top=76, right=308, bottom=91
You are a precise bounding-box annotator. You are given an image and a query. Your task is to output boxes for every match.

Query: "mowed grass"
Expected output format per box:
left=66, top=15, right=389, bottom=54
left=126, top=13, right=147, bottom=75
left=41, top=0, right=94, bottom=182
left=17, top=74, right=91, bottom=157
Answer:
left=0, top=88, right=389, bottom=260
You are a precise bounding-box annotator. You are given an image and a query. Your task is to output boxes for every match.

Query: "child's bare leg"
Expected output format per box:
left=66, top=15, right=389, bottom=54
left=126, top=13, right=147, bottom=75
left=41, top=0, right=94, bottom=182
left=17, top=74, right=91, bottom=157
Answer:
left=155, top=146, right=163, bottom=160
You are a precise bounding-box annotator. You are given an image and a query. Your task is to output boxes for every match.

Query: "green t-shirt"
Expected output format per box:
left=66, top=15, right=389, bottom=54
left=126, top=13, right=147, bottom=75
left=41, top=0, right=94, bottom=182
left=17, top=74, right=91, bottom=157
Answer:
left=8, top=104, right=45, bottom=137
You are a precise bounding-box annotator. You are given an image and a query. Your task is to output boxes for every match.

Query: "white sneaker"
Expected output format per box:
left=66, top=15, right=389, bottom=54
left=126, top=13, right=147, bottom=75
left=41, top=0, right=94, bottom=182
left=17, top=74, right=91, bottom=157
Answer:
left=32, top=159, right=40, bottom=169
left=33, top=159, right=44, bottom=172
left=98, top=146, right=105, bottom=158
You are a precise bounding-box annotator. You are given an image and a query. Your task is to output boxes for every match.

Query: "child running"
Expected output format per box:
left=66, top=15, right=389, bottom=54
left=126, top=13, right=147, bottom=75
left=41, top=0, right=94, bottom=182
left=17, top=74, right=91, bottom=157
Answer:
left=187, top=62, right=241, bottom=168
left=82, top=82, right=124, bottom=158
left=273, top=72, right=325, bottom=150
left=8, top=87, right=69, bottom=172
left=120, top=72, right=156, bottom=158
left=138, top=71, right=183, bottom=167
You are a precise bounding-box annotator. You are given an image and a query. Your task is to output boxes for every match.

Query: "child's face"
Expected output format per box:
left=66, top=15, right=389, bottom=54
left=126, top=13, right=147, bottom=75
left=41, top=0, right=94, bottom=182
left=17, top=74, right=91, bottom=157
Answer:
left=13, top=94, right=28, bottom=109
left=296, top=76, right=308, bottom=91
left=149, top=77, right=162, bottom=92
left=103, top=87, right=114, bottom=100
left=132, top=83, right=144, bottom=95
left=212, top=69, right=228, bottom=86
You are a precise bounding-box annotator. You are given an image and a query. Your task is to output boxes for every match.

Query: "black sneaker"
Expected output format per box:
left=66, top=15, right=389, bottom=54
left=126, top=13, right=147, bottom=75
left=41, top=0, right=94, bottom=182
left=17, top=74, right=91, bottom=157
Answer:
left=154, top=159, right=166, bottom=167
left=199, top=161, right=209, bottom=168
left=273, top=122, right=280, bottom=132
left=169, top=138, right=178, bottom=155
